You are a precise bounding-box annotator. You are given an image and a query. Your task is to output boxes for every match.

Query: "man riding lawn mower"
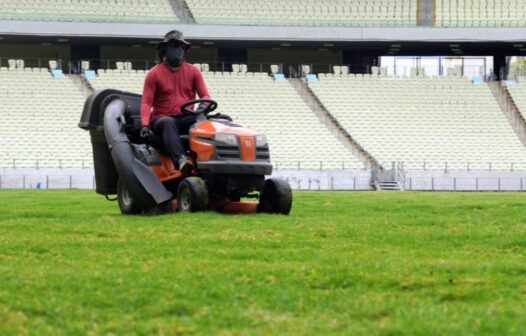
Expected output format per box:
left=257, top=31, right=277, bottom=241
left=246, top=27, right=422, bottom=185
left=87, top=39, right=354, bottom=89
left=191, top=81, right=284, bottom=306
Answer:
left=79, top=92, right=292, bottom=215
left=79, top=30, right=292, bottom=215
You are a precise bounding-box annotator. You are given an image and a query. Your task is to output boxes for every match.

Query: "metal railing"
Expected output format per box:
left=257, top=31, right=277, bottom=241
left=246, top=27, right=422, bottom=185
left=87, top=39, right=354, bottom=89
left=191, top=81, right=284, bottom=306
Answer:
left=0, top=159, right=93, bottom=170
left=0, top=57, right=63, bottom=70
left=4, top=158, right=523, bottom=172
left=273, top=160, right=369, bottom=171
left=0, top=56, right=503, bottom=82
left=395, top=162, right=407, bottom=189
left=406, top=176, right=526, bottom=192
left=3, top=171, right=526, bottom=191
left=67, top=59, right=285, bottom=75
left=401, top=161, right=525, bottom=172
left=0, top=174, right=95, bottom=190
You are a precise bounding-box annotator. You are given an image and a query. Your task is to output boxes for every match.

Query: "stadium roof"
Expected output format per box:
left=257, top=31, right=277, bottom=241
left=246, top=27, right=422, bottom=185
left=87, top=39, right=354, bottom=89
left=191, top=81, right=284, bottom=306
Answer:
left=2, top=21, right=526, bottom=43
left=1, top=21, right=526, bottom=56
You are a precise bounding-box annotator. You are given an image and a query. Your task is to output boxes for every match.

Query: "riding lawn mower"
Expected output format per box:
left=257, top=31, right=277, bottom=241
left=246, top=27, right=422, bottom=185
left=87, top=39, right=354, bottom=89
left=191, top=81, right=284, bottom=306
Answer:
left=78, top=89, right=292, bottom=215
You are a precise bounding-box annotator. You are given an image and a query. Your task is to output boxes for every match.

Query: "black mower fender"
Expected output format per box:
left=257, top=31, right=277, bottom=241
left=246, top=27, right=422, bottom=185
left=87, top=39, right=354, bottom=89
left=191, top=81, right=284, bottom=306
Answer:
left=104, top=99, right=173, bottom=211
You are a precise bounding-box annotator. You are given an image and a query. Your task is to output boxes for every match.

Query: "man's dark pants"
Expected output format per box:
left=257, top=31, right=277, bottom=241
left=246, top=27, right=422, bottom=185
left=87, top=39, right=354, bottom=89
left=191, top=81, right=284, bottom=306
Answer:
left=150, top=115, right=196, bottom=165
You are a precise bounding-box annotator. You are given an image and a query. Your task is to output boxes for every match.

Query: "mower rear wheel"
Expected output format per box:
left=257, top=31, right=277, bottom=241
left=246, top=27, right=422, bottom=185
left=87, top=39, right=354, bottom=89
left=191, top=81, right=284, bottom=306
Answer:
left=177, top=177, right=209, bottom=212
left=258, top=178, right=292, bottom=215
left=117, top=178, right=142, bottom=215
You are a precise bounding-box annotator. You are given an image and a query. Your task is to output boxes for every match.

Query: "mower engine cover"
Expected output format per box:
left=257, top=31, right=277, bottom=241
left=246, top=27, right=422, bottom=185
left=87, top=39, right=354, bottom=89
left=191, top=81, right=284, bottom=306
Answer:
left=189, top=118, right=272, bottom=176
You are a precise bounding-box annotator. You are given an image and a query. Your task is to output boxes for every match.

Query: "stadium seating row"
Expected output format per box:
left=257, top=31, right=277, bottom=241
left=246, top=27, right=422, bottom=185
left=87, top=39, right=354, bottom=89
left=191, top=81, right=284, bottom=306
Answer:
left=308, top=75, right=526, bottom=170
left=1, top=0, right=526, bottom=27
left=0, top=67, right=92, bottom=168
left=436, top=0, right=526, bottom=27
left=88, top=65, right=365, bottom=170
left=3, top=60, right=526, bottom=172
left=0, top=0, right=178, bottom=23
left=185, top=0, right=417, bottom=27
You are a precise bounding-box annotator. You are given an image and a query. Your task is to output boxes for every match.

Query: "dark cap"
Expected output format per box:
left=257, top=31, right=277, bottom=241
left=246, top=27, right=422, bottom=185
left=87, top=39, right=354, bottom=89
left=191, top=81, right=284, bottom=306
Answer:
left=157, top=30, right=191, bottom=49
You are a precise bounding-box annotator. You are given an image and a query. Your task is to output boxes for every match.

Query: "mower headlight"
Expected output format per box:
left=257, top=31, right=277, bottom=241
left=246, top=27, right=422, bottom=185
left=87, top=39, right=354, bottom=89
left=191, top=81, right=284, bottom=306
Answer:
left=215, top=133, right=238, bottom=146
left=255, top=135, right=267, bottom=147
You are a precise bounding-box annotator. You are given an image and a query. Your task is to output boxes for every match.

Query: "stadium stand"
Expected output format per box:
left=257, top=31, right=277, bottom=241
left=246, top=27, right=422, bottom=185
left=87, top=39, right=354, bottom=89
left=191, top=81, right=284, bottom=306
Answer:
left=88, top=64, right=364, bottom=170
left=184, top=0, right=417, bottom=27
left=0, top=0, right=178, bottom=23
left=508, top=63, right=526, bottom=79
left=308, top=70, right=526, bottom=170
left=88, top=62, right=146, bottom=94
left=436, top=0, right=526, bottom=27
left=202, top=68, right=364, bottom=170
left=506, top=79, right=526, bottom=120
left=0, top=61, right=91, bottom=168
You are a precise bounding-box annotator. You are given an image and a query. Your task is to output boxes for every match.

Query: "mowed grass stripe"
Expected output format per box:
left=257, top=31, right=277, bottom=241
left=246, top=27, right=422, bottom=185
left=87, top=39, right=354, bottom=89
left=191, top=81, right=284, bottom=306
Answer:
left=0, top=190, right=525, bottom=335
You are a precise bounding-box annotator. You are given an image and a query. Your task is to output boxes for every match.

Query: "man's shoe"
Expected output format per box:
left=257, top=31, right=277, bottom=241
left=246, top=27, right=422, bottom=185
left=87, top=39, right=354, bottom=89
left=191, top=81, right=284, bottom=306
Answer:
left=178, top=156, right=194, bottom=175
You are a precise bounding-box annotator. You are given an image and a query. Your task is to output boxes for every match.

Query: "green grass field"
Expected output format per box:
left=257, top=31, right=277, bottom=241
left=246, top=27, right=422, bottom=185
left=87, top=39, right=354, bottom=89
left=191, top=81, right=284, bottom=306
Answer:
left=1, top=190, right=526, bottom=335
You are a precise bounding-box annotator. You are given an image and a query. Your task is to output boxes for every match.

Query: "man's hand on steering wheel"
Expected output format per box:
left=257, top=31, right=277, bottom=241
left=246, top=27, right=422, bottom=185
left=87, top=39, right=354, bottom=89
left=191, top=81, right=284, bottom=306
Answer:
left=180, top=98, right=218, bottom=116
left=195, top=102, right=210, bottom=114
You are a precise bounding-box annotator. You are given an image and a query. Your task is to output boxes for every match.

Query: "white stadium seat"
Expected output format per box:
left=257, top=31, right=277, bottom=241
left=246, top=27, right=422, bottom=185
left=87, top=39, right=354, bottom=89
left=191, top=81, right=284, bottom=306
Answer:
left=309, top=73, right=526, bottom=170
left=185, top=0, right=417, bottom=27
left=0, top=0, right=179, bottom=23
left=88, top=64, right=364, bottom=170
left=0, top=65, right=92, bottom=168
left=436, top=0, right=526, bottom=27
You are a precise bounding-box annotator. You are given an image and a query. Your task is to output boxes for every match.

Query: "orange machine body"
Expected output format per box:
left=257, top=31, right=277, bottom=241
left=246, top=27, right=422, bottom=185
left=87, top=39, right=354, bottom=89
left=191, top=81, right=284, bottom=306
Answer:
left=190, top=120, right=261, bottom=163
left=150, top=119, right=264, bottom=182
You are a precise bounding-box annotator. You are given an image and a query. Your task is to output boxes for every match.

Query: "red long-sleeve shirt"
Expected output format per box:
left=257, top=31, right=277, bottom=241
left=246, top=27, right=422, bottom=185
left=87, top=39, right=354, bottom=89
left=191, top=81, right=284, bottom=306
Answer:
left=140, top=61, right=210, bottom=127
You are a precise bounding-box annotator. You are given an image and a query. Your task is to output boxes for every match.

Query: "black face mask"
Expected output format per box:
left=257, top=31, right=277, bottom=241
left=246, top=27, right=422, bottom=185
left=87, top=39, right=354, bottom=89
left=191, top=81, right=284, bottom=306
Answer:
left=165, top=46, right=185, bottom=68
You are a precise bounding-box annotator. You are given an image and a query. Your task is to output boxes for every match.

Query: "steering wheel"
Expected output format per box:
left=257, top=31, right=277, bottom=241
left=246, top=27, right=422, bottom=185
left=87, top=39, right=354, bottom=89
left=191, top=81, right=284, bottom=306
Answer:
left=181, top=98, right=218, bottom=116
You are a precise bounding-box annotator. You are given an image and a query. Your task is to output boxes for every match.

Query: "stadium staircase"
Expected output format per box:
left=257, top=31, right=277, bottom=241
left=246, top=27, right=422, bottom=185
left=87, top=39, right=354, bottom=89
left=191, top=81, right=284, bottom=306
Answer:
left=417, top=0, right=434, bottom=26
left=374, top=181, right=403, bottom=191
left=169, top=0, right=195, bottom=23
left=372, top=161, right=406, bottom=191
left=289, top=77, right=404, bottom=190
left=67, top=75, right=93, bottom=98
left=488, top=81, right=526, bottom=147
left=289, top=78, right=377, bottom=170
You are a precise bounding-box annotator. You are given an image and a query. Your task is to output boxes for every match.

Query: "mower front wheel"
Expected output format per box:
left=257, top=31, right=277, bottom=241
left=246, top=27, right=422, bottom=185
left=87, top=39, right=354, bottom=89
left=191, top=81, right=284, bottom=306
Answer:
left=258, top=178, right=292, bottom=215
left=177, top=177, right=209, bottom=212
left=117, top=178, right=142, bottom=215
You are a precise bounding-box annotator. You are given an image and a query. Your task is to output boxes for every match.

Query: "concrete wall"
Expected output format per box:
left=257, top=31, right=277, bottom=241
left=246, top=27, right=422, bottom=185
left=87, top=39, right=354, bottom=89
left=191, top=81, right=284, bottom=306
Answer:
left=3, top=168, right=526, bottom=192
left=0, top=168, right=373, bottom=190
left=0, top=168, right=95, bottom=189
left=272, top=169, right=372, bottom=190
left=406, top=170, right=526, bottom=191
left=98, top=46, right=218, bottom=66
left=247, top=49, right=342, bottom=73
left=2, top=21, right=526, bottom=42
left=99, top=46, right=157, bottom=62
left=186, top=47, right=219, bottom=65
